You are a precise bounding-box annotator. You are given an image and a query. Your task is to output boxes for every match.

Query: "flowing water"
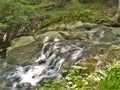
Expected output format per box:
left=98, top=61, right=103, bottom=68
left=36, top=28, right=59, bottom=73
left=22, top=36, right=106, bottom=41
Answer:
left=0, top=25, right=120, bottom=90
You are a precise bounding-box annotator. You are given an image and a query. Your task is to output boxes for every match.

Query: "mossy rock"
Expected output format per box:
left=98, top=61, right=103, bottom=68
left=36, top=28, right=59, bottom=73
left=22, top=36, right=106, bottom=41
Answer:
left=6, top=36, right=40, bottom=65
left=83, top=22, right=97, bottom=28
left=35, top=28, right=49, bottom=35
left=108, top=44, right=120, bottom=59
left=59, top=31, right=71, bottom=39
left=109, top=44, right=120, bottom=51
left=75, top=21, right=84, bottom=29
left=38, top=31, right=64, bottom=44
left=58, top=24, right=66, bottom=31
left=111, top=28, right=120, bottom=35
left=66, top=24, right=76, bottom=30
left=72, top=32, right=87, bottom=40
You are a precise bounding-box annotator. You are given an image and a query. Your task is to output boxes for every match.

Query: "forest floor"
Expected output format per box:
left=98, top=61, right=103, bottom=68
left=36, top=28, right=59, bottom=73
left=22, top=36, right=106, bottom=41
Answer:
left=38, top=2, right=118, bottom=29
left=0, top=2, right=118, bottom=58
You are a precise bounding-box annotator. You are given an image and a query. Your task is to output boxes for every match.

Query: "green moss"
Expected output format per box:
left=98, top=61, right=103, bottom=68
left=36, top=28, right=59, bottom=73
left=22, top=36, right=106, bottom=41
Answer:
left=39, top=1, right=112, bottom=28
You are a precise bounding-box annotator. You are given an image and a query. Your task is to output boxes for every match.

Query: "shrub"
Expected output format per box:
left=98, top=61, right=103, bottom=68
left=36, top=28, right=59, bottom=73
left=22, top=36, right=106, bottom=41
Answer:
left=39, top=60, right=120, bottom=90
left=0, top=0, right=39, bottom=40
left=98, top=60, right=120, bottom=90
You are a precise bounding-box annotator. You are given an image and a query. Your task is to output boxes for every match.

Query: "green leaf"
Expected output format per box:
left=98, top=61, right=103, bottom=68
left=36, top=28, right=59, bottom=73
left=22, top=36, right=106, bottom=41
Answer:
left=0, top=23, right=7, bottom=29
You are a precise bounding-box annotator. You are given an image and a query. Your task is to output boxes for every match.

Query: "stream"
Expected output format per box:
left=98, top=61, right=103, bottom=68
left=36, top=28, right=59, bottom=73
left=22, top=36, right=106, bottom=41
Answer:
left=0, top=25, right=120, bottom=90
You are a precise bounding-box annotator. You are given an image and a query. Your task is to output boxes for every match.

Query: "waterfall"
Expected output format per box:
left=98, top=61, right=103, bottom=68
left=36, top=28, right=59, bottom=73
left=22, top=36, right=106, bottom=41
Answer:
left=0, top=26, right=119, bottom=90
left=0, top=37, right=83, bottom=90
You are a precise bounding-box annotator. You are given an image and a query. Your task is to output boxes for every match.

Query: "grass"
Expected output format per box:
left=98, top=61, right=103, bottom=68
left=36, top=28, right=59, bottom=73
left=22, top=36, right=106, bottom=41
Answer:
left=39, top=0, right=117, bottom=29
left=98, top=60, right=120, bottom=90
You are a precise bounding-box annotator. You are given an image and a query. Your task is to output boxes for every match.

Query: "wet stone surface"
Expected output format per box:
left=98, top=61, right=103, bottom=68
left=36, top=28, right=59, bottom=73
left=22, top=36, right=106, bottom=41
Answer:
left=0, top=25, right=120, bottom=89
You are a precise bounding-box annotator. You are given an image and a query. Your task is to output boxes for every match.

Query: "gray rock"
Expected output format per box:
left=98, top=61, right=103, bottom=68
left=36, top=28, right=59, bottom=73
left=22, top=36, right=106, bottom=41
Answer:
left=59, top=31, right=71, bottom=39
left=66, top=21, right=83, bottom=30
left=66, top=24, right=76, bottom=30
left=75, top=21, right=84, bottom=28
left=6, top=36, right=40, bottom=64
left=111, top=28, right=120, bottom=35
left=40, top=31, right=64, bottom=43
left=58, top=24, right=66, bottom=31
left=109, top=44, right=120, bottom=51
left=72, top=32, right=87, bottom=40
left=83, top=23, right=97, bottom=28
left=65, top=21, right=96, bottom=30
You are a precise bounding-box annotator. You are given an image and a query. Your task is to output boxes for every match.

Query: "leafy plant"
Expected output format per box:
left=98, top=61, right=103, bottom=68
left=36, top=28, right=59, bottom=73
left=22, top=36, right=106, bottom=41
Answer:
left=98, top=60, right=120, bottom=90
left=0, top=0, right=39, bottom=41
left=38, top=60, right=120, bottom=90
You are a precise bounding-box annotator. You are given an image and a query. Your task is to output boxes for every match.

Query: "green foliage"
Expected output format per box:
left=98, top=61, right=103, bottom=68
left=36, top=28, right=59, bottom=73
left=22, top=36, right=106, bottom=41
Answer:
left=0, top=0, right=41, bottom=43
left=38, top=60, right=120, bottom=90
left=39, top=65, right=97, bottom=90
left=98, top=60, right=120, bottom=90
left=0, top=0, right=38, bottom=30
left=40, top=0, right=107, bottom=27
left=0, top=0, right=116, bottom=36
left=0, top=23, right=7, bottom=29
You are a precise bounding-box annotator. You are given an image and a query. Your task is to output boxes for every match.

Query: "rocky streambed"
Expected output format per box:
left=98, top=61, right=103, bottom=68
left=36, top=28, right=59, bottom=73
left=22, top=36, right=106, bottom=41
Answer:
left=0, top=21, right=120, bottom=90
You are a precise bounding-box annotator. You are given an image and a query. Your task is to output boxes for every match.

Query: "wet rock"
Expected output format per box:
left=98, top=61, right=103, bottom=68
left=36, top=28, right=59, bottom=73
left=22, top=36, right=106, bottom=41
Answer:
left=2, top=24, right=120, bottom=89
left=40, top=31, right=64, bottom=43
left=59, top=31, right=71, bottom=39
left=6, top=31, right=64, bottom=65
left=6, top=36, right=40, bottom=64
left=58, top=24, right=66, bottom=31
left=111, top=28, right=120, bottom=35
left=61, top=49, right=83, bottom=70
left=83, top=23, right=97, bottom=28
left=72, top=32, right=87, bottom=40
left=102, top=28, right=117, bottom=41
left=85, top=26, right=116, bottom=42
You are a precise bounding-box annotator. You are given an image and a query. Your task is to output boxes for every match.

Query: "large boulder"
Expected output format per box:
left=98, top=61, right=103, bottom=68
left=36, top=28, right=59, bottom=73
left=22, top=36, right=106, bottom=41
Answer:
left=6, top=36, right=40, bottom=65
left=39, top=31, right=64, bottom=43
left=6, top=31, right=64, bottom=65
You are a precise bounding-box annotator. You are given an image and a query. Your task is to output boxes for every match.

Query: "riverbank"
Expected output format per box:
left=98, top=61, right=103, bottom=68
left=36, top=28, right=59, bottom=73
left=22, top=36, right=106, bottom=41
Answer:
left=0, top=1, right=118, bottom=58
left=38, top=2, right=117, bottom=29
left=0, top=1, right=120, bottom=89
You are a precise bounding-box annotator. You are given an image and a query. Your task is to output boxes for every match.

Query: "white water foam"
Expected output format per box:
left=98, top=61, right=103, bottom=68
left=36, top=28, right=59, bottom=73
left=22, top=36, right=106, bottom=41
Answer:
left=1, top=38, right=83, bottom=89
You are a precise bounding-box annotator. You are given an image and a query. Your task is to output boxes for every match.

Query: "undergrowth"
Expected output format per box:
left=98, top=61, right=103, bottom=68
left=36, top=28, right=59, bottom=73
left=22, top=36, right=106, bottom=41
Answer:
left=40, top=0, right=117, bottom=28
left=38, top=59, right=120, bottom=90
